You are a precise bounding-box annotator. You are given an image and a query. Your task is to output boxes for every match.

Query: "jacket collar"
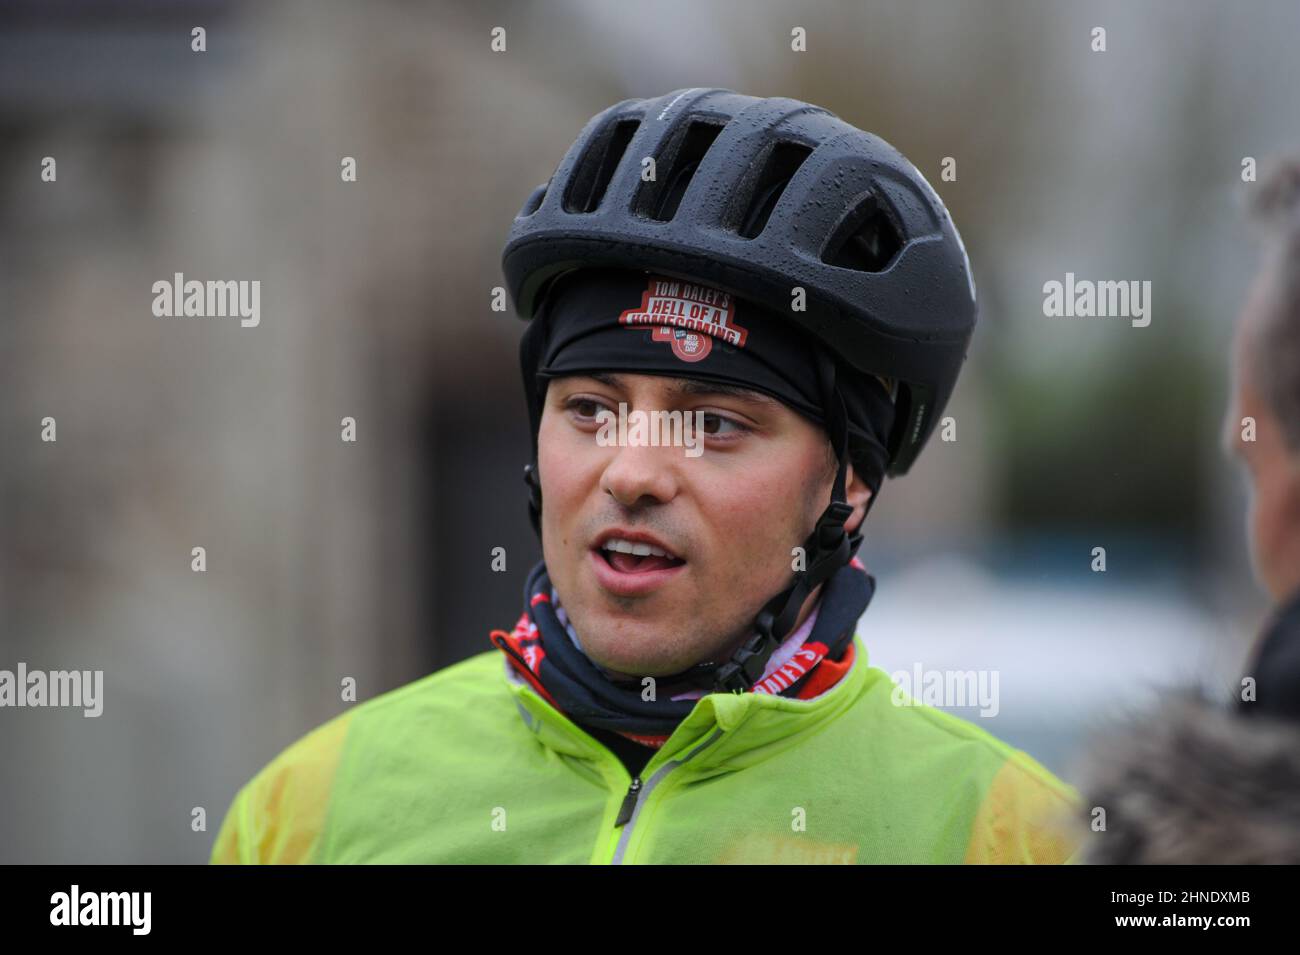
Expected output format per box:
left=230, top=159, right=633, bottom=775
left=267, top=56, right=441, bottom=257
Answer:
left=502, top=632, right=874, bottom=778
left=1241, top=584, right=1300, bottom=722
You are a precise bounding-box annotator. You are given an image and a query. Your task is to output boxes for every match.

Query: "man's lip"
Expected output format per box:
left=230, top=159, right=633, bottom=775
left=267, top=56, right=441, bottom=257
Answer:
left=589, top=548, right=686, bottom=597
left=591, top=527, right=684, bottom=562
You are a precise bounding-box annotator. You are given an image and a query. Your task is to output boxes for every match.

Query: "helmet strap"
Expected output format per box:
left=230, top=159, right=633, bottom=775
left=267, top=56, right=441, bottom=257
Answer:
left=521, top=294, right=554, bottom=541
left=710, top=349, right=863, bottom=693
left=524, top=461, right=543, bottom=539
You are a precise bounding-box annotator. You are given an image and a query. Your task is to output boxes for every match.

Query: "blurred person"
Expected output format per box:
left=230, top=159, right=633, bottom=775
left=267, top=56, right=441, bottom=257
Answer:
left=211, top=89, right=1078, bottom=864
left=1230, top=158, right=1300, bottom=723
left=1078, top=158, right=1300, bottom=864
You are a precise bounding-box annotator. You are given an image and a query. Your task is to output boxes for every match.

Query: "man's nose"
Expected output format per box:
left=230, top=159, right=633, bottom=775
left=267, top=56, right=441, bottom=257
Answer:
left=599, top=441, right=681, bottom=509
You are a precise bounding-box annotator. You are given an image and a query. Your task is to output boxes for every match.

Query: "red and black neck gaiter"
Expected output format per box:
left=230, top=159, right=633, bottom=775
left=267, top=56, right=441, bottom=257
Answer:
left=491, top=558, right=874, bottom=750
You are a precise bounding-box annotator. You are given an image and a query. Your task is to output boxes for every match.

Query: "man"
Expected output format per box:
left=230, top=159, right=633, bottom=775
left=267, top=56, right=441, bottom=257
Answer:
left=1079, top=158, right=1300, bottom=863
left=1228, top=158, right=1300, bottom=722
left=211, top=89, right=1078, bottom=864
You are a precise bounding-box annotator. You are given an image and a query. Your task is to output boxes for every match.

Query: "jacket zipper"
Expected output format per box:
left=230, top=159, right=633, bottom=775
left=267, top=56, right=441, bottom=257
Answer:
left=614, top=777, right=642, bottom=827
left=609, top=728, right=725, bottom=864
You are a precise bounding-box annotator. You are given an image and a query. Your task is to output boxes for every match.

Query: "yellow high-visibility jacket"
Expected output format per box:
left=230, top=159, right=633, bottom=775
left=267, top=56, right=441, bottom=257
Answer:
left=211, top=634, right=1081, bottom=864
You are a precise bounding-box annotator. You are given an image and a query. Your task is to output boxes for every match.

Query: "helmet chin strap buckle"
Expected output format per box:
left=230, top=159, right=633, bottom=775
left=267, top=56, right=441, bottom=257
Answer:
left=713, top=612, right=779, bottom=693
left=818, top=500, right=853, bottom=538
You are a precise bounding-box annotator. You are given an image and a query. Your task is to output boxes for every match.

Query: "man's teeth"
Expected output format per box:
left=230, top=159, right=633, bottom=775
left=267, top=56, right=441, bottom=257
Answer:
left=601, top=538, right=676, bottom=560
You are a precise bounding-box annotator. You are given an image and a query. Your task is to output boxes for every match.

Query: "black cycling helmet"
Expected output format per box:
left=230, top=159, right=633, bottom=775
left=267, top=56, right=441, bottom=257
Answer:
left=502, top=88, right=977, bottom=694
left=503, top=87, right=977, bottom=477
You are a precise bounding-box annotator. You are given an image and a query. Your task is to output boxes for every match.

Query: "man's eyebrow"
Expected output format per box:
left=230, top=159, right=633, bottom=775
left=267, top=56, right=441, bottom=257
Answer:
left=666, top=378, right=779, bottom=406
left=580, top=371, right=778, bottom=406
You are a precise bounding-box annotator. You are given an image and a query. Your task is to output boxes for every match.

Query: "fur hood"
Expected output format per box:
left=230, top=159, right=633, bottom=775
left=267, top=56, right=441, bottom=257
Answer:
left=1074, top=690, right=1300, bottom=864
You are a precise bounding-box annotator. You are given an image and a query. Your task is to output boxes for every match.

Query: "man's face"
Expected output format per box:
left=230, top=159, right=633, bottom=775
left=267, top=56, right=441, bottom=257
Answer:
left=1225, top=263, right=1300, bottom=602
left=536, top=371, right=870, bottom=679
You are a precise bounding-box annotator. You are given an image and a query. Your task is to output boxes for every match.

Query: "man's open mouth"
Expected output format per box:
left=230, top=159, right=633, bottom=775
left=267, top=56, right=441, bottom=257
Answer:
left=596, top=538, right=686, bottom=574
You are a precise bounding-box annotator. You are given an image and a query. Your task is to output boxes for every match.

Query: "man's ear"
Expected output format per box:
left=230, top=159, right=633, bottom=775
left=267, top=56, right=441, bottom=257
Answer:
left=843, top=463, right=872, bottom=536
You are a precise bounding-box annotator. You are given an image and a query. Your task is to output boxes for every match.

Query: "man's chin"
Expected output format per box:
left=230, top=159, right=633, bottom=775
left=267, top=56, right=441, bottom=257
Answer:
left=569, top=613, right=690, bottom=679
left=579, top=626, right=657, bottom=671
left=591, top=655, right=697, bottom=683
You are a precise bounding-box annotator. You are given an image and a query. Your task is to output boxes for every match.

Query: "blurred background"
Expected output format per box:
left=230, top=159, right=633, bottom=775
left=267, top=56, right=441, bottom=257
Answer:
left=1, top=0, right=1294, bottom=862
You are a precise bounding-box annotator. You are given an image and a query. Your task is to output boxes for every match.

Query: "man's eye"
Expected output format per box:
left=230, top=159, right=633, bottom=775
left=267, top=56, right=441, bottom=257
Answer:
left=701, top=412, right=748, bottom=436
left=566, top=398, right=606, bottom=420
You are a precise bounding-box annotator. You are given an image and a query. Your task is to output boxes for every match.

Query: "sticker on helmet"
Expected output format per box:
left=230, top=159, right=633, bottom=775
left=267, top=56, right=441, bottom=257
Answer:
left=617, top=275, right=750, bottom=363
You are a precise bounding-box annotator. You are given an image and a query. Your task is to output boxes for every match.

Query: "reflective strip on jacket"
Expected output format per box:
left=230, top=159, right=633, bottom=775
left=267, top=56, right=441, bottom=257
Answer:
left=210, top=635, right=1082, bottom=864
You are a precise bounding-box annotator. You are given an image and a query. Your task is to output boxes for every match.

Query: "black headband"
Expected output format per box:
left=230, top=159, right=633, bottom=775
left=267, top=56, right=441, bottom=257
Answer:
left=529, top=268, right=896, bottom=492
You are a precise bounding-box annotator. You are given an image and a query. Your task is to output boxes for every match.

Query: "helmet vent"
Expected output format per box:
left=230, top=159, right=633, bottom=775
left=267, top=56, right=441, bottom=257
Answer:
left=734, top=141, right=813, bottom=239
left=520, top=180, right=548, bottom=217
left=634, top=118, right=725, bottom=222
left=563, top=118, right=640, bottom=214
left=821, top=195, right=903, bottom=272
